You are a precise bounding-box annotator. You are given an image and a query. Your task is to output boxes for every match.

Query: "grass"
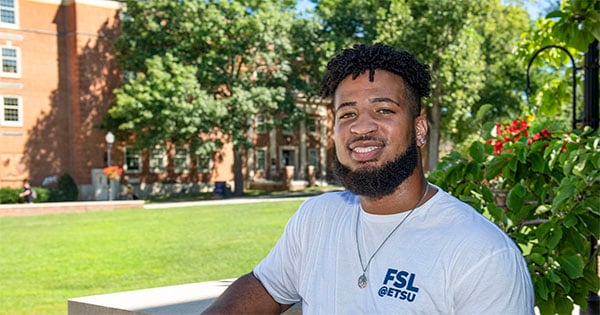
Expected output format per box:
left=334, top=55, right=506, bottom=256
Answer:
left=0, top=199, right=304, bottom=314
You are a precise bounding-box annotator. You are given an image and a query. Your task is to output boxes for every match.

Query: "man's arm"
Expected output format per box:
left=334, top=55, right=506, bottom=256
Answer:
left=202, top=272, right=292, bottom=314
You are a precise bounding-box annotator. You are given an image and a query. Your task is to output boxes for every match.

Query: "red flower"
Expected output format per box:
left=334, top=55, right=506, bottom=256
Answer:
left=541, top=128, right=551, bottom=139
left=103, top=166, right=123, bottom=180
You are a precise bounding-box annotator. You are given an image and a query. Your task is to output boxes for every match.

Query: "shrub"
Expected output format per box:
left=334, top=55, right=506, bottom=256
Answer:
left=48, top=173, right=78, bottom=202
left=429, top=120, right=599, bottom=314
left=0, top=187, right=49, bottom=204
left=0, top=187, right=20, bottom=204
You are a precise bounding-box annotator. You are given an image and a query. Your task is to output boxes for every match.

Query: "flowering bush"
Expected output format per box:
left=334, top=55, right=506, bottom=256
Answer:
left=429, top=119, right=600, bottom=314
left=103, top=166, right=123, bottom=180
left=487, top=118, right=552, bottom=154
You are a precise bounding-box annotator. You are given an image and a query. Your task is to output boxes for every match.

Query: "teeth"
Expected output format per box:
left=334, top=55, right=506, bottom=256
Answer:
left=353, top=146, right=378, bottom=153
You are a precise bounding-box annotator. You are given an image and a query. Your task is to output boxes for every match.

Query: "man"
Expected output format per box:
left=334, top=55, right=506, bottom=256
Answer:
left=203, top=43, right=534, bottom=314
left=19, top=179, right=33, bottom=203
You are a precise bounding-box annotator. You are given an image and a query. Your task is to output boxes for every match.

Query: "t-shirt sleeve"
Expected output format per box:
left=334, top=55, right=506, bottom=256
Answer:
left=253, top=208, right=305, bottom=305
left=453, top=248, right=535, bottom=314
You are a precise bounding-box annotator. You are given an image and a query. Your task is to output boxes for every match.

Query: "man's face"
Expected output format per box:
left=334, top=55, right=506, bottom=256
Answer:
left=332, top=70, right=423, bottom=198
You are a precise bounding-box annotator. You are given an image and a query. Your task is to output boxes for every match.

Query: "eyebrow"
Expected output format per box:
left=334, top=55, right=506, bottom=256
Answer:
left=369, top=97, right=402, bottom=107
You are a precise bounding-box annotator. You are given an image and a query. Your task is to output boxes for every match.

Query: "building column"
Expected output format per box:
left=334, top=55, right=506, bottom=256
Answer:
left=246, top=120, right=254, bottom=180
left=269, top=129, right=277, bottom=178
left=299, top=120, right=307, bottom=180
left=319, top=115, right=327, bottom=179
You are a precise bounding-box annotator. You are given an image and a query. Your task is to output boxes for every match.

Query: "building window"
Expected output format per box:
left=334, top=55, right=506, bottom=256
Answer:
left=124, top=147, right=142, bottom=173
left=256, top=148, right=266, bottom=172
left=256, top=114, right=268, bottom=134
left=1, top=46, right=19, bottom=77
left=0, top=95, right=21, bottom=126
left=0, top=0, right=17, bottom=27
left=173, top=147, right=189, bottom=173
left=307, top=117, right=318, bottom=134
left=308, top=149, right=318, bottom=166
left=150, top=147, right=167, bottom=173
left=196, top=153, right=213, bottom=173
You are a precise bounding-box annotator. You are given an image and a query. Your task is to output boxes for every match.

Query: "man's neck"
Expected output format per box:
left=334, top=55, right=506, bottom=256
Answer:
left=358, top=176, right=434, bottom=215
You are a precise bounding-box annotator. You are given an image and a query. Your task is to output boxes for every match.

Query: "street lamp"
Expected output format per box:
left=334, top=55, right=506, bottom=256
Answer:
left=105, top=131, right=115, bottom=201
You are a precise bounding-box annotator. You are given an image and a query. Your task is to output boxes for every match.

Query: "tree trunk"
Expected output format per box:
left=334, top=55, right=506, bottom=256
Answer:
left=233, top=145, right=244, bottom=197
left=427, top=101, right=441, bottom=172
left=425, top=57, right=442, bottom=171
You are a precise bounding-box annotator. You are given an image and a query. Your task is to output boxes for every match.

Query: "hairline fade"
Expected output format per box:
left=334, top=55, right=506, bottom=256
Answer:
left=319, top=43, right=431, bottom=117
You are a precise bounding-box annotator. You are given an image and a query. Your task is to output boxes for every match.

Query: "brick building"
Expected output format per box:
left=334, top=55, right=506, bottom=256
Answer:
left=0, top=0, right=334, bottom=200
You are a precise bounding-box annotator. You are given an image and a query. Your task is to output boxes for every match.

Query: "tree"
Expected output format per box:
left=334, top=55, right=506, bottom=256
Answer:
left=107, top=53, right=224, bottom=154
left=106, top=0, right=300, bottom=196
left=518, top=0, right=599, bottom=126
left=376, top=0, right=532, bottom=169
left=312, top=0, right=531, bottom=170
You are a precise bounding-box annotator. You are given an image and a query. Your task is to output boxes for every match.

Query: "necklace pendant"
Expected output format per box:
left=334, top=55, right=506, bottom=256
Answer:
left=358, top=273, right=367, bottom=288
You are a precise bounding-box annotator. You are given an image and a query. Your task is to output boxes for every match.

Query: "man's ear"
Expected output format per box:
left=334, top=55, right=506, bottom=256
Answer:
left=415, top=115, right=428, bottom=147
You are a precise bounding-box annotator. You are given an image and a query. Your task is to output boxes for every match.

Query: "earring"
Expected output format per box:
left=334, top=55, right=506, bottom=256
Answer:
left=419, top=138, right=426, bottom=145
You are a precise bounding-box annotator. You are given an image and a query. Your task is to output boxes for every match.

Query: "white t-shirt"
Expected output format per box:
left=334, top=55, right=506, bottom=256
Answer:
left=254, top=187, right=534, bottom=314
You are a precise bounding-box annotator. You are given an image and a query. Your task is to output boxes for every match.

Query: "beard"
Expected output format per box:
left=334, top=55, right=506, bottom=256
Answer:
left=333, top=139, right=419, bottom=199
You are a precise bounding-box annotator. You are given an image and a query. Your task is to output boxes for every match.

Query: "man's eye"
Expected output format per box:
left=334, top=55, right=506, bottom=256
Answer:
left=378, top=108, right=395, bottom=114
left=337, top=112, right=355, bottom=120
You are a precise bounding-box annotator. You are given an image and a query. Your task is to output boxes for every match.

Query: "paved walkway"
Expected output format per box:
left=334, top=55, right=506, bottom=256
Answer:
left=142, top=189, right=341, bottom=209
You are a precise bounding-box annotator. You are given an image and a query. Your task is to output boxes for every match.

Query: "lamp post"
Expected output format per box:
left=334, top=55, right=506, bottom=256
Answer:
left=105, top=131, right=115, bottom=201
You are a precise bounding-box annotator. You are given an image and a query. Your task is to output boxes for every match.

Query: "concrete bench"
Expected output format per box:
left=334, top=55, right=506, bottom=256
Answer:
left=68, top=279, right=301, bottom=315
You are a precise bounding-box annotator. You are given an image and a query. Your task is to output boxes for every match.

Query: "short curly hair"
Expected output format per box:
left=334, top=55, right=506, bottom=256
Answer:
left=320, top=43, right=431, bottom=116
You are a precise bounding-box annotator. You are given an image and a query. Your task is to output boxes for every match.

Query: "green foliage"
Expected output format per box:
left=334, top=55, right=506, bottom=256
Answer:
left=108, top=0, right=303, bottom=196
left=109, top=53, right=224, bottom=153
left=518, top=0, right=599, bottom=124
left=357, top=0, right=531, bottom=165
left=0, top=187, right=20, bottom=204
left=0, top=187, right=49, bottom=204
left=48, top=173, right=78, bottom=202
left=429, top=123, right=600, bottom=314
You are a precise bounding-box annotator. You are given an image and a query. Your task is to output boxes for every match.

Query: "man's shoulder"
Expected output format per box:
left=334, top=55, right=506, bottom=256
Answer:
left=294, top=190, right=357, bottom=220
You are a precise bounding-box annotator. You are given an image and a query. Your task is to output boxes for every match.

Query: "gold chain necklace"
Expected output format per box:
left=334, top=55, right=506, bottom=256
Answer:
left=356, top=183, right=430, bottom=289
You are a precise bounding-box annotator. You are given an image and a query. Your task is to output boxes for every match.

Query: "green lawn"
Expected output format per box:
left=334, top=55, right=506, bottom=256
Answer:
left=0, top=199, right=303, bottom=314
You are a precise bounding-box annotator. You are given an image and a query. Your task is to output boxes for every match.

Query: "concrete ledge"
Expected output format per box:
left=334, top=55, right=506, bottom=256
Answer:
left=68, top=279, right=301, bottom=315
left=0, top=200, right=145, bottom=216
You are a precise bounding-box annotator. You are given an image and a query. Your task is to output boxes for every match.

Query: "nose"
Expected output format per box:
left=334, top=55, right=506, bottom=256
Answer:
left=349, top=114, right=377, bottom=135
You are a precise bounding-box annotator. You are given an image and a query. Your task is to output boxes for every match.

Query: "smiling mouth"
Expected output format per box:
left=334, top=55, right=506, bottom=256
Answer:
left=352, top=146, right=380, bottom=153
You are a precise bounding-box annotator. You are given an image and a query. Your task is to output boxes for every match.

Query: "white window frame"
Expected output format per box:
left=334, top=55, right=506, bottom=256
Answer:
left=0, top=94, right=22, bottom=126
left=0, top=45, right=20, bottom=78
left=308, top=149, right=318, bottom=166
left=124, top=147, right=142, bottom=174
left=196, top=153, right=213, bottom=174
left=149, top=146, right=167, bottom=174
left=256, top=147, right=266, bottom=172
left=173, top=147, right=189, bottom=173
left=0, top=0, right=19, bottom=29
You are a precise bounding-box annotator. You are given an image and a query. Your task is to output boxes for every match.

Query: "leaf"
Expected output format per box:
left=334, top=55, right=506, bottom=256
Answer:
left=530, top=252, right=545, bottom=265
left=485, top=157, right=506, bottom=180
left=548, top=269, right=561, bottom=283
left=547, top=226, right=562, bottom=249
left=469, top=141, right=485, bottom=163
left=535, top=278, right=550, bottom=302
left=553, top=177, right=578, bottom=209
left=476, top=104, right=493, bottom=120
left=507, top=183, right=526, bottom=212
left=465, top=161, right=483, bottom=181
left=529, top=153, right=546, bottom=173
left=555, top=296, right=575, bottom=315
left=558, top=255, right=584, bottom=279
left=564, top=214, right=578, bottom=228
